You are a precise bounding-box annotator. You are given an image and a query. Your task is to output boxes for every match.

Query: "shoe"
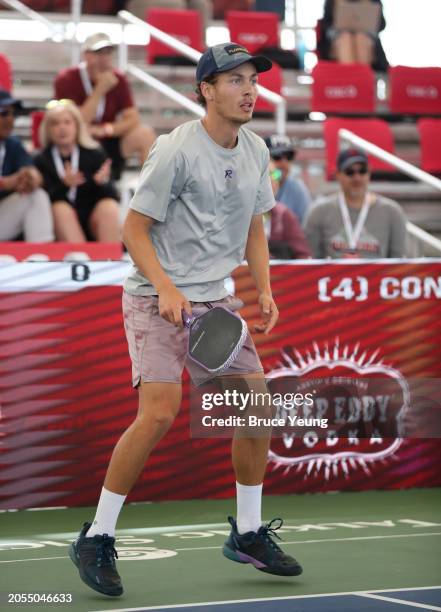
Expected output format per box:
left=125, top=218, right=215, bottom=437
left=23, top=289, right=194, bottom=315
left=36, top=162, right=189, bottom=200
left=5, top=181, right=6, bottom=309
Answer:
left=68, top=522, right=123, bottom=597
left=223, top=516, right=303, bottom=577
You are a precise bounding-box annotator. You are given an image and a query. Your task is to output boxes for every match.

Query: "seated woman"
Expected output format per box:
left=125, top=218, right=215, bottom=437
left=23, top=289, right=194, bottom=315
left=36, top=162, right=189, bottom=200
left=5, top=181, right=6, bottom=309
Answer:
left=318, top=0, right=388, bottom=71
left=35, top=99, right=120, bottom=242
left=265, top=162, right=312, bottom=260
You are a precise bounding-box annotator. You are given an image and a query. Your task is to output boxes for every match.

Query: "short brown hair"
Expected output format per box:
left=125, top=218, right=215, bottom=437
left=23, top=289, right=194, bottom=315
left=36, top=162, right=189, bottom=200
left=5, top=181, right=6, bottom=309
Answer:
left=195, top=74, right=218, bottom=107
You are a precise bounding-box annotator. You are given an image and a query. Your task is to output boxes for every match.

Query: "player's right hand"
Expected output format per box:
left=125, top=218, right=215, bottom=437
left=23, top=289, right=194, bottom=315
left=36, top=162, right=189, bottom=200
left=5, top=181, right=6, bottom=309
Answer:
left=158, top=285, right=191, bottom=328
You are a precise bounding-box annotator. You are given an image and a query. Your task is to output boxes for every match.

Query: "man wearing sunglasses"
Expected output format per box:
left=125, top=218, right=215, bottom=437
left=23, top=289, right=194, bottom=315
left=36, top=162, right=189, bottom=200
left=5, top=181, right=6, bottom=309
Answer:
left=264, top=134, right=312, bottom=224
left=304, top=148, right=406, bottom=259
left=0, top=89, right=54, bottom=242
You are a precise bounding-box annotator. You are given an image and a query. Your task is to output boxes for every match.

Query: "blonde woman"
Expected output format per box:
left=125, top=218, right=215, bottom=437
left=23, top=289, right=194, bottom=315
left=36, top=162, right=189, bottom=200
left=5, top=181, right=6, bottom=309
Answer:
left=35, top=99, right=120, bottom=242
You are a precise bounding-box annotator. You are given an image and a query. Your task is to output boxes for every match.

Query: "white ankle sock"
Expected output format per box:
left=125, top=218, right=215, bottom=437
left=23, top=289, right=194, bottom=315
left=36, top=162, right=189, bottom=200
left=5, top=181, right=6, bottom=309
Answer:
left=86, top=487, right=126, bottom=537
left=236, top=482, right=263, bottom=534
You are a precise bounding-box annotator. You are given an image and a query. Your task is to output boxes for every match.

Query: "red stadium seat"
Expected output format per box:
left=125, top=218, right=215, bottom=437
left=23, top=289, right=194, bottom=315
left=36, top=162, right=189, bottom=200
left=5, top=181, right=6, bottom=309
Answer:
left=0, top=54, right=12, bottom=91
left=226, top=10, right=279, bottom=54
left=389, top=66, right=441, bottom=115
left=145, top=8, right=204, bottom=65
left=324, top=118, right=395, bottom=179
left=254, top=62, right=282, bottom=113
left=30, top=111, right=45, bottom=151
left=312, top=61, right=375, bottom=114
left=418, top=119, right=441, bottom=174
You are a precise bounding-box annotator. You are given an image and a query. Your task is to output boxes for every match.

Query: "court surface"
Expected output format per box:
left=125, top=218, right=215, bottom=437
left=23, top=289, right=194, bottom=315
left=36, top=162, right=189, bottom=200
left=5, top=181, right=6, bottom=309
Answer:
left=1, top=488, right=440, bottom=612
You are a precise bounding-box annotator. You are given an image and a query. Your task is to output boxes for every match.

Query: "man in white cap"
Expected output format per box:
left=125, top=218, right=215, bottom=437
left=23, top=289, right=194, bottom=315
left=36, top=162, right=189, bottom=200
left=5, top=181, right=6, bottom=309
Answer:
left=54, top=33, right=155, bottom=179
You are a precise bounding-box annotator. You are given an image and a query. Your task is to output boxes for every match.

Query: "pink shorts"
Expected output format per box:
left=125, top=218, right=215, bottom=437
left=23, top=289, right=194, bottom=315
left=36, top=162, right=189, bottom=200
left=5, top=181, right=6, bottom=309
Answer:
left=122, top=291, right=263, bottom=387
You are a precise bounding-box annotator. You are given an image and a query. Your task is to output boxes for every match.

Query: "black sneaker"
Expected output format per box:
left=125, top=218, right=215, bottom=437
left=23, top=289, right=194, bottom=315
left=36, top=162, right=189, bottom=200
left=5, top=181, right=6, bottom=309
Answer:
left=223, top=516, right=303, bottom=577
left=68, top=522, right=123, bottom=597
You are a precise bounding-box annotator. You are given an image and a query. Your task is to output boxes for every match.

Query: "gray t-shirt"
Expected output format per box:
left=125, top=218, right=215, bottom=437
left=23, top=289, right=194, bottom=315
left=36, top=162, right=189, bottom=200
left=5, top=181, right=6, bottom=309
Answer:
left=124, top=120, right=275, bottom=300
left=304, top=193, right=407, bottom=259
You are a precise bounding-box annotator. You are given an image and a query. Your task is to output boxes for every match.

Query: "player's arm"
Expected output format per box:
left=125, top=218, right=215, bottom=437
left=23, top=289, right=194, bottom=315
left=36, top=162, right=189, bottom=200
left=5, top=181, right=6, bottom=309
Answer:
left=122, top=210, right=191, bottom=326
left=245, top=213, right=279, bottom=334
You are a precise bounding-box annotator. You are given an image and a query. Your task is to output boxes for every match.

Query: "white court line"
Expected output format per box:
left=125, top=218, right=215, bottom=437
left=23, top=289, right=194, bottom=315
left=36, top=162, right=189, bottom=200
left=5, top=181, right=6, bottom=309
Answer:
left=0, top=556, right=67, bottom=563
left=358, top=592, right=441, bottom=611
left=1, top=532, right=441, bottom=563
left=175, top=531, right=441, bottom=552
left=88, top=586, right=441, bottom=612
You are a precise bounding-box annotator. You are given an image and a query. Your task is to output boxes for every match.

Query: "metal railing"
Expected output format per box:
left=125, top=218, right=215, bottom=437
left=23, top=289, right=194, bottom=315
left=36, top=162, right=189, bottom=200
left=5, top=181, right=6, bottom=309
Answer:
left=339, top=129, right=441, bottom=257
left=0, top=0, right=63, bottom=40
left=118, top=10, right=287, bottom=134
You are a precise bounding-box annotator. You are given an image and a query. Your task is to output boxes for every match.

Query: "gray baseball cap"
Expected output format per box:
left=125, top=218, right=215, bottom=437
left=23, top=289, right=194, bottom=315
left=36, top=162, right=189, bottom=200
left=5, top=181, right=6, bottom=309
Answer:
left=196, top=42, right=272, bottom=83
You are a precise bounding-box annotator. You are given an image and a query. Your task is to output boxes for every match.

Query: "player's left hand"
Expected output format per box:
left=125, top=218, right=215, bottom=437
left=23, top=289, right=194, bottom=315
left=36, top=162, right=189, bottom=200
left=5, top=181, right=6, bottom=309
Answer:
left=254, top=293, right=279, bottom=335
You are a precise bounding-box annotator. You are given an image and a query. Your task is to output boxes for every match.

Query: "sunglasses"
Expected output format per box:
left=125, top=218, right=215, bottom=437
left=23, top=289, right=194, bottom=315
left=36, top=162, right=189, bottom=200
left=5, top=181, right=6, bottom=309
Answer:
left=45, top=98, right=75, bottom=110
left=0, top=108, right=15, bottom=118
left=270, top=168, right=283, bottom=181
left=271, top=151, right=294, bottom=162
left=343, top=166, right=369, bottom=177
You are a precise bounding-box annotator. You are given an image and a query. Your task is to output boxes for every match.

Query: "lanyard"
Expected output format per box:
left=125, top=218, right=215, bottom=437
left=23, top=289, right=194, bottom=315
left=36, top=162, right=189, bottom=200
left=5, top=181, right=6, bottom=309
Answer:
left=51, top=145, right=80, bottom=203
left=79, top=62, right=105, bottom=122
left=338, top=191, right=371, bottom=251
left=0, top=142, right=5, bottom=176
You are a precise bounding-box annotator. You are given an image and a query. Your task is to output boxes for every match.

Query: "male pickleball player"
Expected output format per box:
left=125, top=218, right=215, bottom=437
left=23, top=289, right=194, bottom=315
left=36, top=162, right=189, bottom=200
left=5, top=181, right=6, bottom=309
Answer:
left=69, top=42, right=303, bottom=597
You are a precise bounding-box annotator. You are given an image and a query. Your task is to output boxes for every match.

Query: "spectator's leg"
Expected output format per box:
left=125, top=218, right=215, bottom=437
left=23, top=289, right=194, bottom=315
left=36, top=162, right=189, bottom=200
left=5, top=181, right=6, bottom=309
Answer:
left=52, top=201, right=87, bottom=241
left=0, top=192, right=27, bottom=240
left=23, top=189, right=55, bottom=242
left=120, top=124, right=156, bottom=167
left=88, top=198, right=120, bottom=242
left=332, top=31, right=355, bottom=63
left=354, top=31, right=374, bottom=65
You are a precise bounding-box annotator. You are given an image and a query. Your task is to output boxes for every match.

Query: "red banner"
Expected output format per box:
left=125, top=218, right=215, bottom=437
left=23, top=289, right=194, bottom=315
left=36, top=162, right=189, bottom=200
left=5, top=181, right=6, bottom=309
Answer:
left=0, top=261, right=440, bottom=509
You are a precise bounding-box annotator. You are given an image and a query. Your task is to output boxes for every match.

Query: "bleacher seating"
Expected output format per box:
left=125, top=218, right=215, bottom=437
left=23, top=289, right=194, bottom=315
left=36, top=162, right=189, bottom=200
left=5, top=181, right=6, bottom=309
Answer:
left=323, top=118, right=395, bottom=179
left=418, top=119, right=441, bottom=175
left=389, top=66, right=441, bottom=115
left=226, top=10, right=299, bottom=69
left=311, top=61, right=375, bottom=114
left=30, top=110, right=45, bottom=151
left=254, top=62, right=282, bottom=113
left=226, top=10, right=278, bottom=54
left=145, top=8, right=204, bottom=65
left=0, top=53, right=12, bottom=91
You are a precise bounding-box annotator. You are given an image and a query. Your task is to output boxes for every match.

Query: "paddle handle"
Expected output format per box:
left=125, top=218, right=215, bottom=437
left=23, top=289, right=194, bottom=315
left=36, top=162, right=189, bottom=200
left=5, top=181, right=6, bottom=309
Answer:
left=182, top=312, right=196, bottom=328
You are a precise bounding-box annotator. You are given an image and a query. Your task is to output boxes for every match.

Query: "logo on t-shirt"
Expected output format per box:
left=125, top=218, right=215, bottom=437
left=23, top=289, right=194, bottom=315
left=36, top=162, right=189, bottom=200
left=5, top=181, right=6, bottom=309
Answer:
left=225, top=169, right=234, bottom=180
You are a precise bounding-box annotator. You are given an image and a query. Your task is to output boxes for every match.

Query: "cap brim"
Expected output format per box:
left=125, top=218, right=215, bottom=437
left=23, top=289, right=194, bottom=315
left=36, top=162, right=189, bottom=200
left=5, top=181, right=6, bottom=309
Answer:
left=85, top=41, right=115, bottom=52
left=339, top=156, right=369, bottom=171
left=211, top=54, right=272, bottom=79
left=270, top=146, right=295, bottom=156
left=0, top=97, right=22, bottom=109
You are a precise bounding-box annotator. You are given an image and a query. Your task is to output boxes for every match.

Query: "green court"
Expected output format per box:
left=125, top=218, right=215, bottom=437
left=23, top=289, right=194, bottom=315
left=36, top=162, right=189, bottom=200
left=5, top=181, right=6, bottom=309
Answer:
left=1, top=488, right=441, bottom=612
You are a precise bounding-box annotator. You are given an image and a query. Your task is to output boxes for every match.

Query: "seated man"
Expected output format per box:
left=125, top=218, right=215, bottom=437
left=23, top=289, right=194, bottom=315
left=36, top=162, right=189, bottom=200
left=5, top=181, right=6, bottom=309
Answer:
left=304, top=149, right=407, bottom=259
left=0, top=89, right=54, bottom=243
left=54, top=33, right=155, bottom=180
left=265, top=135, right=312, bottom=224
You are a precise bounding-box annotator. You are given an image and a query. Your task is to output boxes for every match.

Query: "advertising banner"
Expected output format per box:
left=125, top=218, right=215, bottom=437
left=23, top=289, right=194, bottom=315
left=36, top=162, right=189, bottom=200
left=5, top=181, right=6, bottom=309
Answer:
left=0, top=260, right=440, bottom=509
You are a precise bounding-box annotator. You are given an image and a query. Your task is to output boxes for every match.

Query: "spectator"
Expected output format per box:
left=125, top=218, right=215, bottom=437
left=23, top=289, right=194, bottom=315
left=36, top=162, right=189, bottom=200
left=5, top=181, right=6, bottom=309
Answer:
left=0, top=89, right=54, bottom=242
left=266, top=161, right=311, bottom=259
left=34, top=99, right=120, bottom=242
left=265, top=134, right=312, bottom=224
left=127, top=0, right=212, bottom=27
left=54, top=33, right=155, bottom=180
left=304, top=148, right=406, bottom=259
left=317, top=0, right=388, bottom=71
